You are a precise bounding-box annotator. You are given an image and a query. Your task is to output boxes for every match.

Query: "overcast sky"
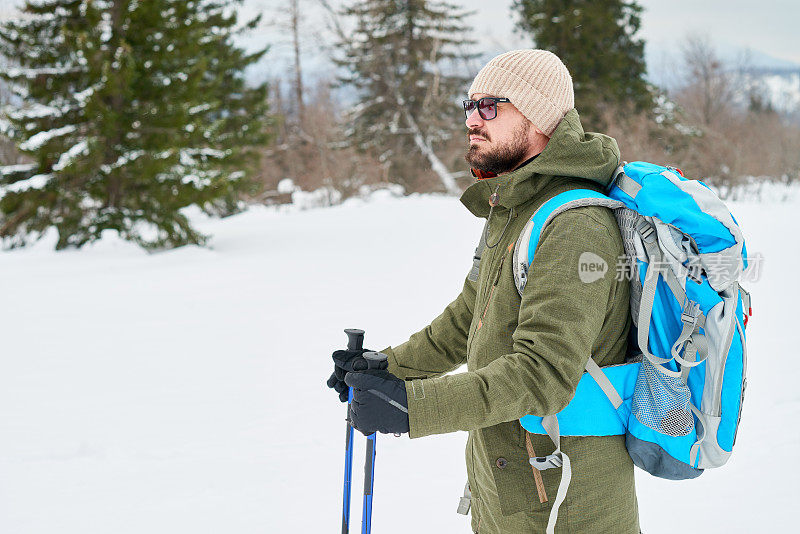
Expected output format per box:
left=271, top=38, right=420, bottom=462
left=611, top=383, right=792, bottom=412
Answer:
left=252, top=0, right=799, bottom=64
left=0, top=0, right=797, bottom=71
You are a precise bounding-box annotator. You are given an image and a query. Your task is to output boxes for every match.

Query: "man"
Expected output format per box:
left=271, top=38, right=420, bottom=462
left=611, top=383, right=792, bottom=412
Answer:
left=327, top=49, right=639, bottom=533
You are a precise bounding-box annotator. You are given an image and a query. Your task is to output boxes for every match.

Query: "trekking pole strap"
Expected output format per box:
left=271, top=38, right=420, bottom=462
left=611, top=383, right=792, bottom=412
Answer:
left=525, top=431, right=548, bottom=503
left=529, top=415, right=572, bottom=534
left=456, top=482, right=471, bottom=515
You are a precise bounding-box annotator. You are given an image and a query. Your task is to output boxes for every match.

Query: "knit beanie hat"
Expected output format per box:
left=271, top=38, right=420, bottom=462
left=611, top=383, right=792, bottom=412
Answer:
left=468, top=49, right=574, bottom=137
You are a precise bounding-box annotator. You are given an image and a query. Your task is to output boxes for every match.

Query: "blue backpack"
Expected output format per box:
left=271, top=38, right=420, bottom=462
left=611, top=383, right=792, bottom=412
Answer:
left=514, top=162, right=751, bottom=534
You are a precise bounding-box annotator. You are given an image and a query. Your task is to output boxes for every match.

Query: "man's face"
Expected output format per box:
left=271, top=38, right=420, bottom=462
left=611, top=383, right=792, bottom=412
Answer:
left=464, top=93, right=538, bottom=175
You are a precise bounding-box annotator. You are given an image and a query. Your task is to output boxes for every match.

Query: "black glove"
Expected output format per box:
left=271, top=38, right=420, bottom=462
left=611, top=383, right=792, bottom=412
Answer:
left=326, top=348, right=388, bottom=402
left=344, top=369, right=409, bottom=436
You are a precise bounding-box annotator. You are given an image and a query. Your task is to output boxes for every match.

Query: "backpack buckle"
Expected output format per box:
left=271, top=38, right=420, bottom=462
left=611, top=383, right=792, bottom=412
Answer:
left=636, top=220, right=657, bottom=243
left=680, top=300, right=702, bottom=327
left=456, top=482, right=471, bottom=515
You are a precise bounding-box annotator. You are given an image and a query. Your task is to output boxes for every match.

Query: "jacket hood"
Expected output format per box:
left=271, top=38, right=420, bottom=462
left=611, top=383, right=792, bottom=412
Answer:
left=460, top=109, right=620, bottom=217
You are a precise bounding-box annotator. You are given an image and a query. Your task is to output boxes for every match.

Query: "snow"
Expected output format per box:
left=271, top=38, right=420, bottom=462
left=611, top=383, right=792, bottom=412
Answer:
left=6, top=66, right=83, bottom=79
left=762, top=72, right=800, bottom=112
left=176, top=148, right=230, bottom=172
left=100, top=150, right=144, bottom=174
left=291, top=186, right=343, bottom=208
left=180, top=174, right=203, bottom=186
left=0, top=172, right=53, bottom=197
left=740, top=71, right=800, bottom=114
left=8, top=103, right=69, bottom=121
left=179, top=169, right=223, bottom=187
left=0, top=163, right=36, bottom=177
left=188, top=103, right=213, bottom=115
left=52, top=140, right=89, bottom=172
left=183, top=148, right=228, bottom=159
left=19, top=124, right=77, bottom=151
left=100, top=12, right=112, bottom=43
left=277, top=177, right=296, bottom=194
left=74, top=84, right=101, bottom=105
left=0, top=192, right=796, bottom=533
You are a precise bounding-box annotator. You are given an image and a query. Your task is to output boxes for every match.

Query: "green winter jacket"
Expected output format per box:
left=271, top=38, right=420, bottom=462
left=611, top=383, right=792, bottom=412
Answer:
left=383, top=109, right=639, bottom=533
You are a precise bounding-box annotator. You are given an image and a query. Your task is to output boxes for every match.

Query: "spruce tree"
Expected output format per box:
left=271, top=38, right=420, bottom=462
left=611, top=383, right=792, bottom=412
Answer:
left=0, top=0, right=270, bottom=249
left=513, top=0, right=652, bottom=128
left=335, top=0, right=476, bottom=194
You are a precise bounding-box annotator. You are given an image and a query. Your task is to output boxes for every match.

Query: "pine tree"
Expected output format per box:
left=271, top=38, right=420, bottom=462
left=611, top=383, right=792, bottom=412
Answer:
left=513, top=0, right=652, bottom=128
left=335, top=0, right=476, bottom=194
left=0, top=0, right=270, bottom=249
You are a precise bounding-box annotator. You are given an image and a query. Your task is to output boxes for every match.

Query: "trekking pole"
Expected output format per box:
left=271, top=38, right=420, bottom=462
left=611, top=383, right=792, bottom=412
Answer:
left=360, top=351, right=389, bottom=534
left=341, top=328, right=364, bottom=534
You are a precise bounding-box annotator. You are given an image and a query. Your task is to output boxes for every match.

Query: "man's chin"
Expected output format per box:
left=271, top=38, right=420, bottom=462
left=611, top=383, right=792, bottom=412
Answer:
left=466, top=145, right=485, bottom=160
left=465, top=155, right=484, bottom=170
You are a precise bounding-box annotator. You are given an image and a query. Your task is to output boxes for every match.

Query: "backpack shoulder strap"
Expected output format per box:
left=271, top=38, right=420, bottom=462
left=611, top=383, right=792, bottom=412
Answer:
left=512, top=187, right=627, bottom=534
left=512, top=188, right=625, bottom=296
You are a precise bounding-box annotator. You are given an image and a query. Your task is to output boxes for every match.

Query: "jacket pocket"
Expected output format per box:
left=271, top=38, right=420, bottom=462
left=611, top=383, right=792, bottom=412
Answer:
left=480, top=422, right=560, bottom=517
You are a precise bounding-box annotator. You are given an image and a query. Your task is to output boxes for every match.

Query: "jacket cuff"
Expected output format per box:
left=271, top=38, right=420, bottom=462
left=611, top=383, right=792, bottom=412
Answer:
left=405, top=377, right=442, bottom=439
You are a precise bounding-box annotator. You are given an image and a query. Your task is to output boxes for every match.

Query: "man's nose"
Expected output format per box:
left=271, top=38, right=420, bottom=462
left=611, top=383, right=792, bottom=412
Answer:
left=465, top=108, right=484, bottom=129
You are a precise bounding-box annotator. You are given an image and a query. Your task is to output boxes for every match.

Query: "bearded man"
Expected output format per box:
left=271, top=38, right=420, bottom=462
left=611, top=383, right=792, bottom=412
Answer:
left=327, top=49, right=640, bottom=533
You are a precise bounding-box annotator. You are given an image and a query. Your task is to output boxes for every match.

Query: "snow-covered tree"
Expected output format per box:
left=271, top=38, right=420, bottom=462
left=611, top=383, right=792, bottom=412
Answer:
left=335, top=0, right=476, bottom=194
left=0, top=0, right=270, bottom=249
left=514, top=0, right=652, bottom=128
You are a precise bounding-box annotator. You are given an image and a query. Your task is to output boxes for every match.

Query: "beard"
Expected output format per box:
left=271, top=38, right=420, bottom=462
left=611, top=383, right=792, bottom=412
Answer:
left=465, top=120, right=531, bottom=175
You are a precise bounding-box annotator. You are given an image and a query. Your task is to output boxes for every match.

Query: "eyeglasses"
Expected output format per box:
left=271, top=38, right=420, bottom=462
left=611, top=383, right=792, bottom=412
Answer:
left=462, top=97, right=510, bottom=120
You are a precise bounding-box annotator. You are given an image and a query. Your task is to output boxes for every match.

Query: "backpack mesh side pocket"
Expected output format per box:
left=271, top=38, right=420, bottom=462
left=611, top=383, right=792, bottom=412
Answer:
left=614, top=207, right=643, bottom=320
left=632, top=358, right=694, bottom=437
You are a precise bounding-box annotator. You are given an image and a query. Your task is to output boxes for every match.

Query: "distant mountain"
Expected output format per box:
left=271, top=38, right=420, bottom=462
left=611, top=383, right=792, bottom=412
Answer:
left=644, top=41, right=800, bottom=118
left=645, top=41, right=800, bottom=87
left=744, top=71, right=800, bottom=117
left=720, top=48, right=800, bottom=73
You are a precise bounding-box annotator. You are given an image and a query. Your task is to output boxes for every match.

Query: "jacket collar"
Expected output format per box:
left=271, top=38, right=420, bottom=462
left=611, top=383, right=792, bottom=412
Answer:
left=459, top=157, right=558, bottom=218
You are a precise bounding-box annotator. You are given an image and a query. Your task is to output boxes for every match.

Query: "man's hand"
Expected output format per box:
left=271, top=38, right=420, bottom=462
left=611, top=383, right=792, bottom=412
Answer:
left=344, top=369, right=409, bottom=436
left=326, top=348, right=387, bottom=402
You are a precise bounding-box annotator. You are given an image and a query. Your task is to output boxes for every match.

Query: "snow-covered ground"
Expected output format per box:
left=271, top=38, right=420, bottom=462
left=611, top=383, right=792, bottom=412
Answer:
left=0, top=189, right=797, bottom=533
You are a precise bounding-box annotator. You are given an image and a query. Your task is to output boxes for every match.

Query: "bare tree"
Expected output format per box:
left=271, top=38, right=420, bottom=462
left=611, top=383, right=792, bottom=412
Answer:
left=289, top=0, right=305, bottom=122
left=678, top=35, right=739, bottom=127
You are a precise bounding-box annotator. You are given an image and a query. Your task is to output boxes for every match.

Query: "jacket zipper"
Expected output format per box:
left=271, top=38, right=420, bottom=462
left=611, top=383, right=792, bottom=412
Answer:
left=477, top=243, right=513, bottom=331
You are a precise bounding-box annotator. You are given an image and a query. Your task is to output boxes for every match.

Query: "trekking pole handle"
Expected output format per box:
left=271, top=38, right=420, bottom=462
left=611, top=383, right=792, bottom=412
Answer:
left=364, top=351, right=404, bottom=435
left=363, top=351, right=387, bottom=370
left=344, top=329, right=365, bottom=352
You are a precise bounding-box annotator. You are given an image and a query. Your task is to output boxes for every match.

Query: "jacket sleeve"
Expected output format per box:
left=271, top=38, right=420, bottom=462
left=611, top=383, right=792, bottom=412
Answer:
left=405, top=208, right=624, bottom=438
left=382, top=275, right=477, bottom=380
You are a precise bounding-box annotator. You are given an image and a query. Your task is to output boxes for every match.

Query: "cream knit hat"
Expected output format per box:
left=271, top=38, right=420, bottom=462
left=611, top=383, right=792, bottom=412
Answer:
left=468, top=49, right=574, bottom=137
